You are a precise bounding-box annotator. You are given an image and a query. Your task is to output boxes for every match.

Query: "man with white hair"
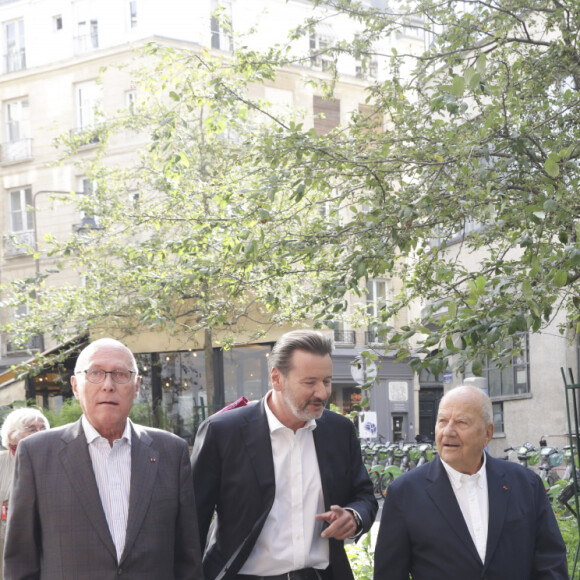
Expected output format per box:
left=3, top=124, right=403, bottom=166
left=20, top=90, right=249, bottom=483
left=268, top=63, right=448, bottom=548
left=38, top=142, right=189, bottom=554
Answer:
left=4, top=338, right=203, bottom=580
left=374, top=385, right=568, bottom=579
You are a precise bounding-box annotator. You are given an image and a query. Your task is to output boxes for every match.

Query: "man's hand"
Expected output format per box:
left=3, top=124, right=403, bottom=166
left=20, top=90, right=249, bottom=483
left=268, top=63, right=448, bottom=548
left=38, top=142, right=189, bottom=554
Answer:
left=316, top=505, right=358, bottom=540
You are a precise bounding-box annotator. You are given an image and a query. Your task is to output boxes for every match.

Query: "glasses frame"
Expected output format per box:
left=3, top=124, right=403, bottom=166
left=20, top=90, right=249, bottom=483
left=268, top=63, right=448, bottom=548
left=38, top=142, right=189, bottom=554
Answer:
left=77, top=368, right=137, bottom=385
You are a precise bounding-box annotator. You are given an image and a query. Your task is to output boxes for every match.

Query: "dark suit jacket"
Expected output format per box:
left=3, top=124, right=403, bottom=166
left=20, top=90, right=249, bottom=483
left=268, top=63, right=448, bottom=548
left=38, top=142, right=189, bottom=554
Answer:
left=374, top=454, right=569, bottom=580
left=191, top=399, right=378, bottom=580
left=4, top=419, right=204, bottom=580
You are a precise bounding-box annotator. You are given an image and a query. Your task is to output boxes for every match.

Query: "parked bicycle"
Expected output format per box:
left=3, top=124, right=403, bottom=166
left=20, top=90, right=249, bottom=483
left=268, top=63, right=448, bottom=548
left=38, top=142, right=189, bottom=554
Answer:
left=503, top=442, right=540, bottom=469
left=538, top=441, right=564, bottom=488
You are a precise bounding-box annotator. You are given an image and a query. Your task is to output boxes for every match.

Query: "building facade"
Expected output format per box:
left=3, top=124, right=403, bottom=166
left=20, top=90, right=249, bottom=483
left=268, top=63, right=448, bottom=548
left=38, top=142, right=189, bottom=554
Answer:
left=0, top=0, right=429, bottom=443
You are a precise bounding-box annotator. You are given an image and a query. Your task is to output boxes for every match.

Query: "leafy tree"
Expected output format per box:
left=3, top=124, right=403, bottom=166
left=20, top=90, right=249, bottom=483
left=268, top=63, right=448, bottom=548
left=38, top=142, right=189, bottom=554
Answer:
left=0, top=42, right=343, bottom=405
left=234, top=0, right=580, bottom=376
left=6, top=0, right=580, bottom=385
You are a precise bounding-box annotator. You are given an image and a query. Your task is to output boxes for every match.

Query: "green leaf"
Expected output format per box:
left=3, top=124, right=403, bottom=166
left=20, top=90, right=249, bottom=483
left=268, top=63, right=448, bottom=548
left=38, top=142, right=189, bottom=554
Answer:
left=545, top=157, right=559, bottom=178
left=451, top=75, right=465, bottom=97
left=554, top=270, right=567, bottom=287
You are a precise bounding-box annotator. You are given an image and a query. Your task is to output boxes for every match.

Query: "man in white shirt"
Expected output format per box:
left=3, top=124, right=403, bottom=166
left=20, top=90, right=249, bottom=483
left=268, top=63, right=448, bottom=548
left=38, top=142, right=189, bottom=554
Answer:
left=374, top=385, right=568, bottom=579
left=191, top=330, right=378, bottom=580
left=4, top=338, right=204, bottom=580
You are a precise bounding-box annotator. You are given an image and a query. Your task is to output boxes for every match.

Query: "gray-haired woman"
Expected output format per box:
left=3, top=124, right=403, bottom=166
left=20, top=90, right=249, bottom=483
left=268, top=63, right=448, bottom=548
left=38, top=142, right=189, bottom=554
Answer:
left=0, top=408, right=49, bottom=578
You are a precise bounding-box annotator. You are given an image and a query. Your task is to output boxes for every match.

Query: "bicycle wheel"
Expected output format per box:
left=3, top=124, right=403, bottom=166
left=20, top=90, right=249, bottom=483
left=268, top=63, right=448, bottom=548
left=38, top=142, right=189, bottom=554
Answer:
left=370, top=470, right=383, bottom=500
left=379, top=471, right=394, bottom=498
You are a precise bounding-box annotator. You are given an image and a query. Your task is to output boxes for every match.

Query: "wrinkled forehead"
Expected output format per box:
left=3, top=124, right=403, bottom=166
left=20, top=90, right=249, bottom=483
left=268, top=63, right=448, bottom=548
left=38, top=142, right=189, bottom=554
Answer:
left=437, top=393, right=482, bottom=420
left=78, top=345, right=134, bottom=370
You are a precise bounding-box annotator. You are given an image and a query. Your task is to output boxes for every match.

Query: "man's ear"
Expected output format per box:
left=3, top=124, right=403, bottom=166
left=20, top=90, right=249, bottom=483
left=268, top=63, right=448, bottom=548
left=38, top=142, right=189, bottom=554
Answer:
left=71, top=375, right=79, bottom=400
left=485, top=423, right=494, bottom=444
left=271, top=368, right=283, bottom=392
left=133, top=376, right=141, bottom=400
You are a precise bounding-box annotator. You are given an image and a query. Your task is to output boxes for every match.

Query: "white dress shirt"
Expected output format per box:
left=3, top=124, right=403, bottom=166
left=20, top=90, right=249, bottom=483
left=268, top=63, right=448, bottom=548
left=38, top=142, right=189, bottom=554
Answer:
left=441, top=454, right=489, bottom=563
left=82, top=415, right=132, bottom=562
left=239, top=392, right=329, bottom=575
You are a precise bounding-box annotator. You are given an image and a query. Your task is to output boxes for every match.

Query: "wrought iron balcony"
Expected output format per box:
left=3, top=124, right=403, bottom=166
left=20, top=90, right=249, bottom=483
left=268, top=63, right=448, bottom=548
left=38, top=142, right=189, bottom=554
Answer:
left=3, top=230, right=34, bottom=257
left=333, top=330, right=356, bottom=346
left=0, top=138, right=32, bottom=163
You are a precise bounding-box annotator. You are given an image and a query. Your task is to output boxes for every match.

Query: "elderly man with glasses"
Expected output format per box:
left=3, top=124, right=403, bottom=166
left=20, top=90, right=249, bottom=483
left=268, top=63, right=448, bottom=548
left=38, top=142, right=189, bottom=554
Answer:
left=4, top=338, right=204, bottom=580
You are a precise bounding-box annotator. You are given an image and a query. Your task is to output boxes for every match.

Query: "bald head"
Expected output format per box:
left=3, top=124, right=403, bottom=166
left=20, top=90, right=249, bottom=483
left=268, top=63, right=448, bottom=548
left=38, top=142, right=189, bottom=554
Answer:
left=435, top=385, right=494, bottom=475
left=441, top=385, right=493, bottom=426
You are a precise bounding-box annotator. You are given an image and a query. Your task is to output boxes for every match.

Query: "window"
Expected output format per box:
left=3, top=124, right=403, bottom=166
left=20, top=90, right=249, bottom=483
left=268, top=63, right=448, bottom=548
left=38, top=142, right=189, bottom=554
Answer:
left=492, top=401, right=504, bottom=434
left=129, top=1, right=137, bottom=28
left=75, top=80, right=101, bottom=133
left=3, top=98, right=31, bottom=161
left=366, top=279, right=389, bottom=344
left=125, top=89, right=137, bottom=112
left=484, top=334, right=530, bottom=397
left=332, top=321, right=356, bottom=346
left=210, top=1, right=233, bottom=52
left=313, top=95, right=340, bottom=136
left=9, top=186, right=33, bottom=233
left=309, top=33, right=333, bottom=71
left=6, top=302, right=42, bottom=353
left=223, top=344, right=270, bottom=404
left=355, top=60, right=378, bottom=80
left=53, top=15, right=63, bottom=32
left=75, top=19, right=98, bottom=53
left=4, top=19, right=26, bottom=73
left=74, top=177, right=100, bottom=230
left=396, top=16, right=425, bottom=40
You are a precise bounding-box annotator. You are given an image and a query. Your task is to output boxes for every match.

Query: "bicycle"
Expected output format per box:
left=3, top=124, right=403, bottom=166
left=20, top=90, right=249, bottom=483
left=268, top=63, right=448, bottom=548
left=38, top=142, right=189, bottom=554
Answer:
left=503, top=442, right=540, bottom=469
left=538, top=444, right=563, bottom=489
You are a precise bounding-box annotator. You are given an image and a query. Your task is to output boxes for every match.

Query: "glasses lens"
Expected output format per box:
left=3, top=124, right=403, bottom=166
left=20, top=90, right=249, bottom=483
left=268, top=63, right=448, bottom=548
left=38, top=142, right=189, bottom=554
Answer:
left=86, top=369, right=105, bottom=383
left=84, top=369, right=133, bottom=384
left=112, top=370, right=132, bottom=384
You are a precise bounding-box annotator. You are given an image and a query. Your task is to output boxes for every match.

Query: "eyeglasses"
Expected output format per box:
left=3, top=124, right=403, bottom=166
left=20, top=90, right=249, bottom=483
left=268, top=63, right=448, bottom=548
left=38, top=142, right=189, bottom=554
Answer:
left=77, top=368, right=136, bottom=384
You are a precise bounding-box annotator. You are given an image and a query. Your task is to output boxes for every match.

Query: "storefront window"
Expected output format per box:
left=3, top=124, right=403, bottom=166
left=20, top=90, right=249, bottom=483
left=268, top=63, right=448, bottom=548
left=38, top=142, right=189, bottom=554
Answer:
left=223, top=344, right=271, bottom=404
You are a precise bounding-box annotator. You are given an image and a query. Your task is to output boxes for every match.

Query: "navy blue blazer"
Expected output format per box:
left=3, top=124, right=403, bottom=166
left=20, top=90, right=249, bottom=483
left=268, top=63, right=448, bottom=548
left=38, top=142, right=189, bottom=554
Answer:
left=374, top=454, right=568, bottom=580
left=191, top=399, right=378, bottom=580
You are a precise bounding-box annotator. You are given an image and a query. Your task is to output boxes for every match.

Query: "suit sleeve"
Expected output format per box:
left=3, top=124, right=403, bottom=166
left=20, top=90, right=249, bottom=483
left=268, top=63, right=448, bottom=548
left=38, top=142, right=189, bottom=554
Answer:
left=373, top=480, right=411, bottom=580
left=4, top=443, right=41, bottom=580
left=175, top=440, right=206, bottom=580
left=532, top=474, right=569, bottom=579
left=191, top=419, right=221, bottom=551
left=344, top=419, right=378, bottom=537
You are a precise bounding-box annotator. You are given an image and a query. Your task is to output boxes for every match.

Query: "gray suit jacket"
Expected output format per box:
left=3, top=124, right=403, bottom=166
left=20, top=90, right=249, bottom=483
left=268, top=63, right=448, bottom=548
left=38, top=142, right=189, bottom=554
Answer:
left=4, top=418, right=204, bottom=580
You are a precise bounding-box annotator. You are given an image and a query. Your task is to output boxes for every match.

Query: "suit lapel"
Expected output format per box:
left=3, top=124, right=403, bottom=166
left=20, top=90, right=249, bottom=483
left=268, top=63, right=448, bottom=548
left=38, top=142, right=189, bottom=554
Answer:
left=312, top=414, right=331, bottom=509
left=58, top=419, right=117, bottom=561
left=241, top=400, right=276, bottom=496
left=425, top=458, right=481, bottom=563
left=483, top=455, right=510, bottom=567
left=121, top=423, right=157, bottom=564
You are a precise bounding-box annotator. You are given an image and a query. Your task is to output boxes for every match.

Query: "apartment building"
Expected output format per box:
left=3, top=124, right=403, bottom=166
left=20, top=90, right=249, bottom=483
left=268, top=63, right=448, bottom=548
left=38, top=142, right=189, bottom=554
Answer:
left=0, top=0, right=431, bottom=443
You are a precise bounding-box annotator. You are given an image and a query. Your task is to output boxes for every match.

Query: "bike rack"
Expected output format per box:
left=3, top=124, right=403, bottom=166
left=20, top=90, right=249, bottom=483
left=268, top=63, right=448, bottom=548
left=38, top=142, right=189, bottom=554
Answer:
left=561, top=368, right=580, bottom=578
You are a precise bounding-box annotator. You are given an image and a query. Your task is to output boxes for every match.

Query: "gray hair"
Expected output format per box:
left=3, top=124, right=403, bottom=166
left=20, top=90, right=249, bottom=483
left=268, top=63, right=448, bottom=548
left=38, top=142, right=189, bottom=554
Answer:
left=74, top=338, right=138, bottom=374
left=1, top=408, right=50, bottom=448
left=268, top=330, right=332, bottom=377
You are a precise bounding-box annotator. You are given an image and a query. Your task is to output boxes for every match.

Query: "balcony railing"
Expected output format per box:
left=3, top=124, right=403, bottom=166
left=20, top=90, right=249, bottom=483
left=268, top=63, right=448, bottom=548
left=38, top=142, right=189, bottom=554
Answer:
left=0, top=138, right=32, bottom=163
left=6, top=333, right=42, bottom=354
left=3, top=230, right=34, bottom=257
left=70, top=126, right=102, bottom=147
left=3, top=48, right=26, bottom=73
left=73, top=31, right=99, bottom=55
left=333, top=330, right=356, bottom=346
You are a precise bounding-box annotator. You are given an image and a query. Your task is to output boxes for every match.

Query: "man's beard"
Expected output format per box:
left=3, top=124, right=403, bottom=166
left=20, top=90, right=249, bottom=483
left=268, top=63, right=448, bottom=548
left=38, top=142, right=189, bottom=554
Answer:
left=282, top=385, right=326, bottom=422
